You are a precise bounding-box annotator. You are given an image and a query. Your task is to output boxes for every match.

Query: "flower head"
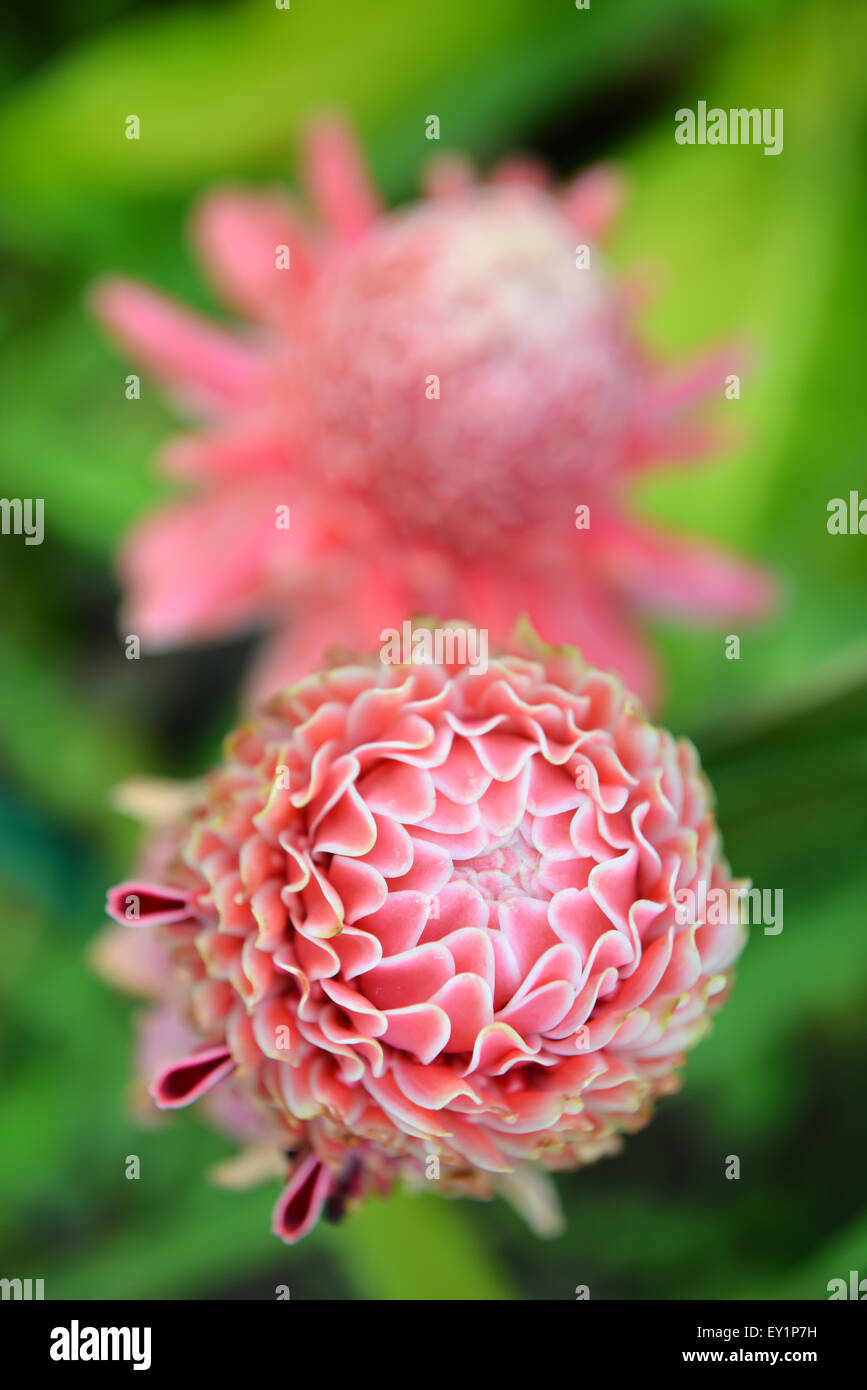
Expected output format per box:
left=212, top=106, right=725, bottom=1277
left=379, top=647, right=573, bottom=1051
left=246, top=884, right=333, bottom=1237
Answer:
left=94, top=119, right=774, bottom=707
left=105, top=627, right=746, bottom=1243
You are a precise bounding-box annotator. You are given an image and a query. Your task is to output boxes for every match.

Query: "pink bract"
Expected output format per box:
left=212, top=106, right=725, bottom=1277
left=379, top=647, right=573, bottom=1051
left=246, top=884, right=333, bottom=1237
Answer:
left=93, top=118, right=775, bottom=708
left=105, top=628, right=747, bottom=1243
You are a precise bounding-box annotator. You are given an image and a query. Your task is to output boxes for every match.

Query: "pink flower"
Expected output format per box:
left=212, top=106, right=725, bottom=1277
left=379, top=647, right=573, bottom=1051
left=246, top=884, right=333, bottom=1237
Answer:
left=93, top=118, right=775, bottom=708
left=105, top=626, right=747, bottom=1243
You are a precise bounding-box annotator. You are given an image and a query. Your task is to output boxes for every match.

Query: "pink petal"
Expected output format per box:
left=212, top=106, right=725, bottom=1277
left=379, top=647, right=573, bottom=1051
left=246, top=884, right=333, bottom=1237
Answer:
left=150, top=1044, right=235, bottom=1109
left=460, top=558, right=660, bottom=707
left=192, top=188, right=317, bottom=321
left=587, top=515, right=779, bottom=621
left=357, top=891, right=429, bottom=956
left=91, top=277, right=261, bottom=415
left=105, top=881, right=191, bottom=928
left=272, top=1152, right=335, bottom=1244
left=489, top=155, right=551, bottom=191
left=158, top=427, right=291, bottom=484
left=561, top=164, right=626, bottom=242
left=429, top=973, right=494, bottom=1053
left=391, top=1057, right=481, bottom=1111
left=90, top=926, right=172, bottom=998
left=381, top=1003, right=451, bottom=1063
left=120, top=482, right=326, bottom=647
left=422, top=154, right=476, bottom=199
left=303, top=116, right=381, bottom=245
left=363, top=942, right=455, bottom=1011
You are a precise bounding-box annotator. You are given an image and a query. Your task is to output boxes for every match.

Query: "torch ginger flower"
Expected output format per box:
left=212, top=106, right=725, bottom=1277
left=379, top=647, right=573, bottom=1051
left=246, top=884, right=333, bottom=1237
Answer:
left=93, top=119, right=775, bottom=707
left=105, top=626, right=747, bottom=1244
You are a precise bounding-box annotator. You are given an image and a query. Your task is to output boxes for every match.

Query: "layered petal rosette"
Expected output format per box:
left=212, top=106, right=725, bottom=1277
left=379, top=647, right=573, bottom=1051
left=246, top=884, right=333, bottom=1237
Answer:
left=106, top=627, right=747, bottom=1243
left=94, top=118, right=775, bottom=706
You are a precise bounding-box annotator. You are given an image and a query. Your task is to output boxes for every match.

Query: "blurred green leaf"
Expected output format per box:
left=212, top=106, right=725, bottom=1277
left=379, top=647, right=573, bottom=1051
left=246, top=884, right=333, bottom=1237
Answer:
left=0, top=0, right=778, bottom=210
left=746, top=1210, right=867, bottom=1300
left=612, top=0, right=867, bottom=726
left=0, top=633, right=144, bottom=832
left=322, top=1189, right=515, bottom=1300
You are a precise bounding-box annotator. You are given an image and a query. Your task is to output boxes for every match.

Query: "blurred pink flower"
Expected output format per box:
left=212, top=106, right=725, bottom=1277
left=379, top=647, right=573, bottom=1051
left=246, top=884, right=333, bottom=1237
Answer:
left=94, top=118, right=775, bottom=707
left=105, top=626, right=747, bottom=1243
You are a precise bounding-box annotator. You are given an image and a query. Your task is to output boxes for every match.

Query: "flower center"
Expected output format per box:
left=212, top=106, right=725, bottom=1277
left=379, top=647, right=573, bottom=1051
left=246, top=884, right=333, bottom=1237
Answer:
left=451, top=827, right=547, bottom=906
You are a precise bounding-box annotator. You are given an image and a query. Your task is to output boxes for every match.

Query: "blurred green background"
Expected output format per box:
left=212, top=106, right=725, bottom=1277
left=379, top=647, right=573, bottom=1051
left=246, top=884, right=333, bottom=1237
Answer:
left=1, top=0, right=865, bottom=1300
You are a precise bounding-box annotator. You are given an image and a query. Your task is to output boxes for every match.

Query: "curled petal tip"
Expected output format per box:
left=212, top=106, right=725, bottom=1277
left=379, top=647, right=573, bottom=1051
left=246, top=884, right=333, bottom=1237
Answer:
left=150, top=1045, right=236, bottom=1109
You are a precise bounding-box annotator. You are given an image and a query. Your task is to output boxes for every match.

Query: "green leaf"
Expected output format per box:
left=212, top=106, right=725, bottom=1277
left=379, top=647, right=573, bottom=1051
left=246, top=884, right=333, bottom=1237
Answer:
left=322, top=1187, right=516, bottom=1300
